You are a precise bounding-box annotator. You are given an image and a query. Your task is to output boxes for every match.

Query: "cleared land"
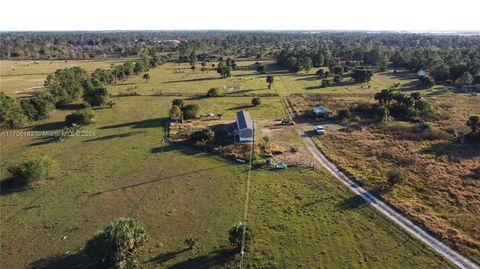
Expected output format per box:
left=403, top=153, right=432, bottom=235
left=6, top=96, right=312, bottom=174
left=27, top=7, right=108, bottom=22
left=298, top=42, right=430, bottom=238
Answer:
left=0, top=60, right=474, bottom=268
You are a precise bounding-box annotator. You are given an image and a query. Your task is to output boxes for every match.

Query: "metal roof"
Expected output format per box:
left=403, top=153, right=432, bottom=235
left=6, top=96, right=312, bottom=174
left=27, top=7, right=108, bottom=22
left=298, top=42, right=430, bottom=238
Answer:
left=236, top=110, right=253, bottom=130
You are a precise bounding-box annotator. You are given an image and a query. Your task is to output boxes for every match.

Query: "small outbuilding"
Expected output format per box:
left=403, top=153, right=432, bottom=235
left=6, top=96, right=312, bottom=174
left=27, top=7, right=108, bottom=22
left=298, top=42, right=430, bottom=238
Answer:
left=235, top=111, right=254, bottom=142
left=312, top=106, right=332, bottom=117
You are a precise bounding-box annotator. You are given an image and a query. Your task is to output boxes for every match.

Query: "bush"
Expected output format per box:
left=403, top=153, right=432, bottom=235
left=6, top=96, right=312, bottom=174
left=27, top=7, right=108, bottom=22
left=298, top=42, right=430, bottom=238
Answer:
left=85, top=218, right=148, bottom=269
left=337, top=109, right=351, bottom=120
left=333, top=75, right=342, bottom=83
left=387, top=169, right=404, bottom=188
left=228, top=223, right=254, bottom=249
left=321, top=79, right=331, bottom=87
left=251, top=97, right=262, bottom=106
left=20, top=95, right=54, bottom=120
left=83, top=86, right=109, bottom=106
left=190, top=128, right=214, bottom=144
left=182, top=104, right=200, bottom=119
left=172, top=99, right=184, bottom=108
left=207, top=87, right=222, bottom=97
left=7, top=156, right=56, bottom=188
left=65, top=108, right=96, bottom=126
left=0, top=92, right=25, bottom=128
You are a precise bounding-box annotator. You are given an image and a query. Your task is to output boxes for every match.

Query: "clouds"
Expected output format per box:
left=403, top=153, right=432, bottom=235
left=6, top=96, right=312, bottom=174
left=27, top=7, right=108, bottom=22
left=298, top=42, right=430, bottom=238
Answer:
left=1, top=0, right=479, bottom=31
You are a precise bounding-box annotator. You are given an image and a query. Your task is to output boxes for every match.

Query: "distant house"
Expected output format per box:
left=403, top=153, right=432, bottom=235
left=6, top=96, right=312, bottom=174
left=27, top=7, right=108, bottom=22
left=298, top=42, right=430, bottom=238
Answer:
left=235, top=111, right=254, bottom=142
left=417, top=69, right=427, bottom=77
left=312, top=106, right=332, bottom=117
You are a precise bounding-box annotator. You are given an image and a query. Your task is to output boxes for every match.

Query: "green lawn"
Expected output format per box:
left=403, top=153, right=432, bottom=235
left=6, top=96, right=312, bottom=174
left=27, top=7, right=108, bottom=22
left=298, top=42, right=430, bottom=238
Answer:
left=0, top=94, right=453, bottom=268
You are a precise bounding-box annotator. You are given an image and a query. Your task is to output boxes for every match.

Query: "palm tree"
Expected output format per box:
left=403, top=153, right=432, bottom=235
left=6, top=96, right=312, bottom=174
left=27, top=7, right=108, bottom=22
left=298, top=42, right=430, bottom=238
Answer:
left=143, top=73, right=150, bottom=83
left=266, top=75, right=274, bottom=89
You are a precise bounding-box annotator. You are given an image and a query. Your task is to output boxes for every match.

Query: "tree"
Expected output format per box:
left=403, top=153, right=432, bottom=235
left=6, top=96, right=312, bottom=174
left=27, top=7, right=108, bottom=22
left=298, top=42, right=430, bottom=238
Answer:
left=65, top=108, right=96, bottom=126
left=85, top=218, right=147, bottom=269
left=421, top=75, right=435, bottom=88
left=191, top=65, right=196, bottom=72
left=228, top=223, right=254, bottom=249
left=169, top=106, right=182, bottom=119
left=266, top=75, right=274, bottom=89
left=455, top=71, right=473, bottom=85
left=143, top=73, right=150, bottom=83
left=83, top=87, right=109, bottom=106
left=466, top=115, right=480, bottom=134
left=20, top=94, right=54, bottom=120
left=351, top=68, right=373, bottom=83
left=375, top=105, right=389, bottom=122
left=299, top=57, right=312, bottom=73
left=374, top=89, right=394, bottom=107
left=190, top=128, right=214, bottom=144
left=45, top=67, right=90, bottom=105
left=133, top=62, right=144, bottom=75
left=182, top=104, right=200, bottom=119
left=333, top=66, right=343, bottom=75
left=0, top=92, right=25, bottom=128
left=207, top=87, right=222, bottom=97
left=316, top=69, right=325, bottom=78
left=7, top=155, right=56, bottom=188
left=172, top=99, right=184, bottom=108
left=251, top=97, right=261, bottom=106
left=410, top=92, right=421, bottom=101
left=387, top=169, right=404, bottom=189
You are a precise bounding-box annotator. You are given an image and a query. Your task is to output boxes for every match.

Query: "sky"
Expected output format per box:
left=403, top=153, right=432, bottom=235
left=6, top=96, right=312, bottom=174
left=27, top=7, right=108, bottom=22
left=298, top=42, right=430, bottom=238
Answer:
left=1, top=0, right=479, bottom=32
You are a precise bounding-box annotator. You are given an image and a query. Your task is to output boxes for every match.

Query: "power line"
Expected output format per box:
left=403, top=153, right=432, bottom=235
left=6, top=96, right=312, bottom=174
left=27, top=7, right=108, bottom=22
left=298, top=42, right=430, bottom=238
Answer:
left=239, top=122, right=255, bottom=269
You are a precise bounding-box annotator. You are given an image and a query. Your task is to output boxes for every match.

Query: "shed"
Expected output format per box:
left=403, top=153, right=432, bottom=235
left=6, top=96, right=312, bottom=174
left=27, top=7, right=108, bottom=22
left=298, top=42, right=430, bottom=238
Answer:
left=235, top=111, right=254, bottom=142
left=312, top=106, right=332, bottom=117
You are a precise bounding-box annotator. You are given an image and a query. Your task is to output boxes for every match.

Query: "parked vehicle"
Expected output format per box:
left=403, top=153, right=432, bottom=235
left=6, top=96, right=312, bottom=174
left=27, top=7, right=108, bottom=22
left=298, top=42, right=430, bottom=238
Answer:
left=281, top=118, right=294, bottom=125
left=314, top=125, right=326, bottom=135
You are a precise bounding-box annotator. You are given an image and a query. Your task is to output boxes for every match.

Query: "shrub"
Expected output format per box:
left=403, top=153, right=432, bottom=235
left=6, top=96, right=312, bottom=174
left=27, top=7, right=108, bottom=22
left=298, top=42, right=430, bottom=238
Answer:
left=251, top=97, right=262, bottom=106
left=169, top=105, right=182, bottom=119
left=316, top=69, right=325, bottom=78
left=337, top=109, right=351, bottom=120
left=65, top=108, right=96, bottom=126
left=190, top=128, right=214, bottom=144
left=387, top=169, right=404, bottom=188
left=20, top=95, right=54, bottom=120
left=207, top=87, right=222, bottom=97
left=172, top=99, right=184, bottom=108
left=83, top=86, right=109, bottom=106
left=0, top=92, right=25, bottom=128
left=182, top=104, right=200, bottom=119
left=333, top=75, right=342, bottom=83
left=7, top=156, right=57, bottom=188
left=85, top=218, right=148, bottom=269
left=321, top=79, right=331, bottom=87
left=228, top=222, right=254, bottom=249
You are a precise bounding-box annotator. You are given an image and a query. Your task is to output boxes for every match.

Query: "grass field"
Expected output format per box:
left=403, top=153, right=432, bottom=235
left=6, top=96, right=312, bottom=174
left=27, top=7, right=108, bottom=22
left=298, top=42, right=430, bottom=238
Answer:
left=0, top=59, right=471, bottom=268
left=0, top=58, right=136, bottom=97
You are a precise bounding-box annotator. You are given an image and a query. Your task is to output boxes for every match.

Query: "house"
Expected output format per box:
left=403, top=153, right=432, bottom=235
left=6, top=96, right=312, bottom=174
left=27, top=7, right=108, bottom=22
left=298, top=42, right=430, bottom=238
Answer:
left=417, top=69, right=427, bottom=77
left=312, top=106, right=332, bottom=117
left=235, top=111, right=254, bottom=142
